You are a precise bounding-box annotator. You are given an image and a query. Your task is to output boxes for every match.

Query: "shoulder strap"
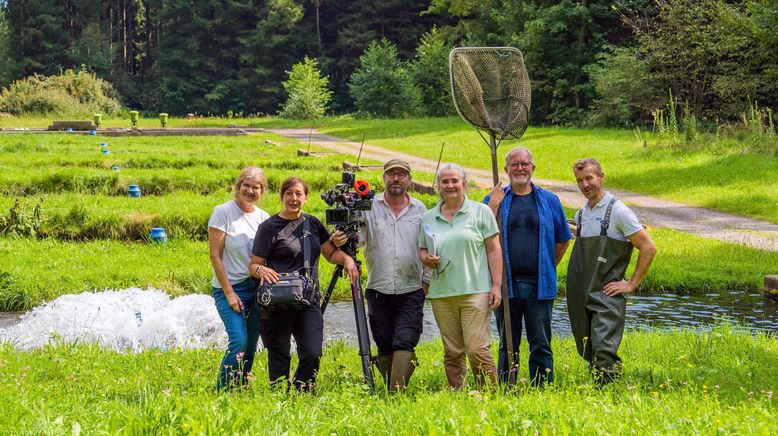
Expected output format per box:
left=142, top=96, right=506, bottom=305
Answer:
left=302, top=215, right=311, bottom=276
left=273, top=217, right=303, bottom=244
left=600, top=198, right=617, bottom=236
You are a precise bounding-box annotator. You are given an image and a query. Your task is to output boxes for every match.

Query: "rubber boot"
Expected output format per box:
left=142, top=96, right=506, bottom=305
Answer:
left=389, top=351, right=417, bottom=393
left=374, top=354, right=393, bottom=390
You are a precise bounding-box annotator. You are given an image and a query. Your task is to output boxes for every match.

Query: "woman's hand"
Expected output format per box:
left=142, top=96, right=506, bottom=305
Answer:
left=330, top=230, right=348, bottom=248
left=343, top=257, right=360, bottom=284
left=488, top=284, right=502, bottom=309
left=225, top=290, right=244, bottom=313
left=420, top=250, right=440, bottom=269
left=255, top=264, right=280, bottom=285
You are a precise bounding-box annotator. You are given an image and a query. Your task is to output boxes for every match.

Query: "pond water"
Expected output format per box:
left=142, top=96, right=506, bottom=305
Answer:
left=0, top=288, right=774, bottom=351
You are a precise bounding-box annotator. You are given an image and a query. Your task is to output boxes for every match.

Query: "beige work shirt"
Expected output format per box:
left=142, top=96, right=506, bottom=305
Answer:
left=360, top=192, right=431, bottom=294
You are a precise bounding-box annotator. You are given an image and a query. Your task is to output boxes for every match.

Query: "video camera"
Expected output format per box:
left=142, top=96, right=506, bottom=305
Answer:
left=321, top=172, right=374, bottom=227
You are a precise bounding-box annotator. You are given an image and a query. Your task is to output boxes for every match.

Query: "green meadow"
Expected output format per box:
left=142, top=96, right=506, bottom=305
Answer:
left=0, top=130, right=776, bottom=310
left=302, top=117, right=778, bottom=224
left=0, top=325, right=775, bottom=433
left=0, top=125, right=775, bottom=434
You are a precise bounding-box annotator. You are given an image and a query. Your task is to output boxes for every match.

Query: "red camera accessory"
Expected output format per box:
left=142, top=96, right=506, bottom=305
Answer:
left=353, top=179, right=371, bottom=196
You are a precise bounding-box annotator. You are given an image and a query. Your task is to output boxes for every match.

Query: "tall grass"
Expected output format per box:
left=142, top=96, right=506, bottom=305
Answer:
left=0, top=325, right=775, bottom=433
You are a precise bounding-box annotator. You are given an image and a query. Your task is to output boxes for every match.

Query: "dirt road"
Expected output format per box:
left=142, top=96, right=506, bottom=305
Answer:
left=269, top=128, right=778, bottom=252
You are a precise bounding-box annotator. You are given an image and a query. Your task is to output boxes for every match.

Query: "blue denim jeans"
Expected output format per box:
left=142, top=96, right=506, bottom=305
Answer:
left=494, top=280, right=554, bottom=385
left=213, top=278, right=261, bottom=390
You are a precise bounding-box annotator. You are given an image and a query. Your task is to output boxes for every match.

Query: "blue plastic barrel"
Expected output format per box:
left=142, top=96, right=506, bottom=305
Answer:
left=128, top=185, right=141, bottom=197
left=150, top=227, right=168, bottom=244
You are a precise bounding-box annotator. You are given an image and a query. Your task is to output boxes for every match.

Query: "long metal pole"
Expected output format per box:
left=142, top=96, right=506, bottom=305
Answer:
left=492, top=134, right=516, bottom=385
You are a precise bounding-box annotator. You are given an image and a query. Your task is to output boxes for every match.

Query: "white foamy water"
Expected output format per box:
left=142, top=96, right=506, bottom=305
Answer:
left=0, top=288, right=227, bottom=352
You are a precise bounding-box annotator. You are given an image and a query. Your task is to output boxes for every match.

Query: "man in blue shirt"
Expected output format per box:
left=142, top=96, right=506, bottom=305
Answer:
left=484, top=147, right=572, bottom=385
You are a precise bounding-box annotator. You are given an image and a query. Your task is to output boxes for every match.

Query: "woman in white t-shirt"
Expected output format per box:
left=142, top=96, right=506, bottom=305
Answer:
left=208, top=166, right=270, bottom=390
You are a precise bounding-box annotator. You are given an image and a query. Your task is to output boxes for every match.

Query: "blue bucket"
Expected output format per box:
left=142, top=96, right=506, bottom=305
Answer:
left=100, top=142, right=108, bottom=147
left=111, top=165, right=120, bottom=171
left=101, top=149, right=110, bottom=155
left=128, top=185, right=141, bottom=197
left=66, top=128, right=73, bottom=132
left=150, top=227, right=168, bottom=244
left=89, top=130, right=97, bottom=135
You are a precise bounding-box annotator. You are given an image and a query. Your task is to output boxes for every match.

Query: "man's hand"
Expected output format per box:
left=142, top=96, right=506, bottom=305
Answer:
left=603, top=279, right=633, bottom=297
left=330, top=230, right=348, bottom=248
left=487, top=182, right=504, bottom=214
left=488, top=284, right=502, bottom=309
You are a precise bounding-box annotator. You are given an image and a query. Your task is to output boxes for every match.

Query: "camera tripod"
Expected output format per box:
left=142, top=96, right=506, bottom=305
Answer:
left=320, top=220, right=376, bottom=392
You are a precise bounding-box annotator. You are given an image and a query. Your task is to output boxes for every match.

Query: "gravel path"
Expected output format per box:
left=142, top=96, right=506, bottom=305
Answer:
left=269, top=128, right=778, bottom=252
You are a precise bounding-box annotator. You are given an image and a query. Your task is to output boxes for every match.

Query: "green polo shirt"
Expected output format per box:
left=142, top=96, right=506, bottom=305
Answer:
left=419, top=198, right=500, bottom=298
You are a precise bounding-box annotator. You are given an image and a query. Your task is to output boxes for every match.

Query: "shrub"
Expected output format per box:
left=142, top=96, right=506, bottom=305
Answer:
left=0, top=69, right=122, bottom=117
left=348, top=39, right=421, bottom=117
left=279, top=57, right=332, bottom=120
left=410, top=27, right=455, bottom=117
left=586, top=47, right=662, bottom=127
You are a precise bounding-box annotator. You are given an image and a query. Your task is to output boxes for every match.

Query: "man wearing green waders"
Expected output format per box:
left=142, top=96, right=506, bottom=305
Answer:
left=567, top=158, right=657, bottom=384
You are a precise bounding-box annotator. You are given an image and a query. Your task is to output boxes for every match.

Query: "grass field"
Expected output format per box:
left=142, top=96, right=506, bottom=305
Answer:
left=2, top=115, right=775, bottom=223
left=0, top=132, right=776, bottom=310
left=0, top=325, right=775, bottom=433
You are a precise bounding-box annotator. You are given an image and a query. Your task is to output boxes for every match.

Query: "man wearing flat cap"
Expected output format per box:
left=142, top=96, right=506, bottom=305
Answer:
left=332, top=158, right=429, bottom=392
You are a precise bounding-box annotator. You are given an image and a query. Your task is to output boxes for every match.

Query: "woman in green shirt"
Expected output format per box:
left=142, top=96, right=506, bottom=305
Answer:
left=419, top=163, right=503, bottom=390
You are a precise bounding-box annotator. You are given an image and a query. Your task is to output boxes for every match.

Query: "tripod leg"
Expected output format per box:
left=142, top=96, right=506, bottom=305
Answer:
left=351, top=278, right=375, bottom=392
left=320, top=265, right=343, bottom=315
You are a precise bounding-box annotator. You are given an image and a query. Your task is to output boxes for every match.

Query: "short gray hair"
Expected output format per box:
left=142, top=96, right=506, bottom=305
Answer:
left=504, top=147, right=534, bottom=166
left=436, top=163, right=468, bottom=197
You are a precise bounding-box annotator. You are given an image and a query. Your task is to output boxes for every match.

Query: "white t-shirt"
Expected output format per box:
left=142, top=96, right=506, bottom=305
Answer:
left=208, top=200, right=269, bottom=288
left=574, top=192, right=643, bottom=241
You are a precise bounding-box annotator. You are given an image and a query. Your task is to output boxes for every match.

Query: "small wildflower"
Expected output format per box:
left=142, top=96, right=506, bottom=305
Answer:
left=480, top=410, right=487, bottom=419
left=659, top=384, right=665, bottom=389
left=521, top=420, right=533, bottom=429
left=651, top=391, right=659, bottom=396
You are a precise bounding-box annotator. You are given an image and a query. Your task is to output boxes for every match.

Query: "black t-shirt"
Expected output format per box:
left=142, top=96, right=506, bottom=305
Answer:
left=252, top=214, right=331, bottom=282
left=507, top=190, right=539, bottom=283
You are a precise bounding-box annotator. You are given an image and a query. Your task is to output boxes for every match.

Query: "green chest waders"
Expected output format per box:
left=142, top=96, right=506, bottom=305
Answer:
left=566, top=198, right=633, bottom=382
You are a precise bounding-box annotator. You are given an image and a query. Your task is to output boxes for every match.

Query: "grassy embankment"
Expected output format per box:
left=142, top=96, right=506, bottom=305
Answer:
left=0, top=132, right=776, bottom=310
left=0, top=325, right=775, bottom=433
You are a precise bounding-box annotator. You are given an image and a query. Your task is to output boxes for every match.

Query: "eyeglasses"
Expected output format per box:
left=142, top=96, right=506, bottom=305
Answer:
left=508, top=161, right=534, bottom=169
left=385, top=171, right=409, bottom=179
left=434, top=258, right=452, bottom=279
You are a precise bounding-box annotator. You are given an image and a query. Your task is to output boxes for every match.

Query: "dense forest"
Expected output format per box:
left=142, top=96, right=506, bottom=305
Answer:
left=0, top=0, right=775, bottom=125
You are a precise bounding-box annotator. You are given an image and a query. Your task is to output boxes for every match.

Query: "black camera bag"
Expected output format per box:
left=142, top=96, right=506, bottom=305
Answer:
left=257, top=216, right=318, bottom=310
